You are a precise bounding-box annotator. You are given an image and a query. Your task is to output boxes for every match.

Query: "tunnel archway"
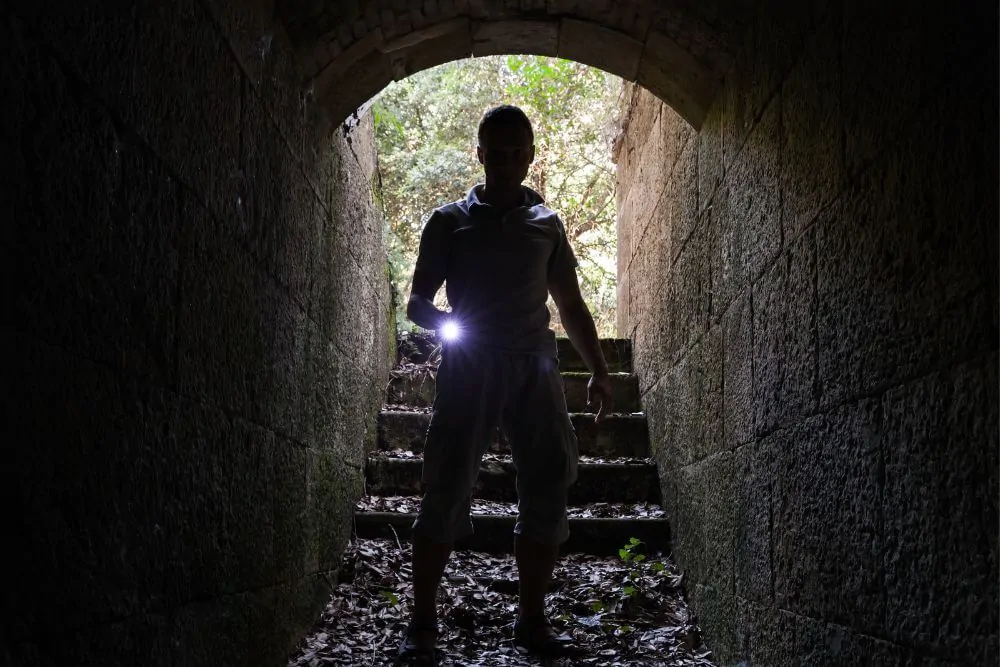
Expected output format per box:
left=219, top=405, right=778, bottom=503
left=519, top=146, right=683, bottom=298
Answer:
left=278, top=3, right=749, bottom=129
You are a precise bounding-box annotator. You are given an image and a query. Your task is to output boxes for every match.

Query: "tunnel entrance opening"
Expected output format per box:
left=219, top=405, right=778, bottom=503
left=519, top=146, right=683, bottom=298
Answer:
left=369, top=54, right=623, bottom=340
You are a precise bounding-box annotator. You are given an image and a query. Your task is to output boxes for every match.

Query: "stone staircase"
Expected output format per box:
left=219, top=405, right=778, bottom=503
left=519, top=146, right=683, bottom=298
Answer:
left=353, top=338, right=670, bottom=556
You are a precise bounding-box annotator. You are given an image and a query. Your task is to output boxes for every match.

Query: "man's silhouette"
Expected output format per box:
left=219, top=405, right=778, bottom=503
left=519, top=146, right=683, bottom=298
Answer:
left=398, top=104, right=613, bottom=665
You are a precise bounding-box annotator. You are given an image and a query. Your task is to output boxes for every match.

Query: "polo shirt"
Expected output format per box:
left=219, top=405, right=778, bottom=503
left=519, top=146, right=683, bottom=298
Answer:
left=414, top=184, right=578, bottom=356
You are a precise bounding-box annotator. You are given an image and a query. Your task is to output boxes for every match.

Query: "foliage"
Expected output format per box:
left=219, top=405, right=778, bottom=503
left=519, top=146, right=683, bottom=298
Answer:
left=373, top=55, right=623, bottom=336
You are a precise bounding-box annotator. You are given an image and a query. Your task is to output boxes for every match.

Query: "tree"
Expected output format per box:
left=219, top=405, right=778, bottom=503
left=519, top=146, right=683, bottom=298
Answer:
left=374, top=55, right=622, bottom=336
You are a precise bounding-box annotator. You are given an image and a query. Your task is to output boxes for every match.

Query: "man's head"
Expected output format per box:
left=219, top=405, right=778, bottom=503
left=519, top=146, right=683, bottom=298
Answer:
left=476, top=105, right=535, bottom=188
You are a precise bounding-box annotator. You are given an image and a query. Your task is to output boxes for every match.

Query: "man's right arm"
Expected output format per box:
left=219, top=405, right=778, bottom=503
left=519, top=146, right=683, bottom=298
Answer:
left=406, top=210, right=449, bottom=331
left=406, top=271, right=446, bottom=330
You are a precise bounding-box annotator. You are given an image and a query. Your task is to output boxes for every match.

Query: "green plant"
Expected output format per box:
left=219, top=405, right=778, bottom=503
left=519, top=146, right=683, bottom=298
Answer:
left=618, top=537, right=669, bottom=598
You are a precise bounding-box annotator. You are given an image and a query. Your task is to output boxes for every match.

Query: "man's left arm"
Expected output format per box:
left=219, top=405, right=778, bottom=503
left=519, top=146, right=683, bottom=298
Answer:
left=548, top=268, right=614, bottom=422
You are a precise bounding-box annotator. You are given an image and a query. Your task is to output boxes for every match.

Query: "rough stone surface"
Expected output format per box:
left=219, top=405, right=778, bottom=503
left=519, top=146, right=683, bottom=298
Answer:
left=771, top=401, right=884, bottom=633
left=2, top=4, right=390, bottom=664
left=752, top=228, right=816, bottom=436
left=882, top=355, right=999, bottom=665
left=672, top=451, right=735, bottom=664
left=734, top=440, right=770, bottom=605
left=723, top=289, right=753, bottom=448
left=615, top=3, right=997, bottom=663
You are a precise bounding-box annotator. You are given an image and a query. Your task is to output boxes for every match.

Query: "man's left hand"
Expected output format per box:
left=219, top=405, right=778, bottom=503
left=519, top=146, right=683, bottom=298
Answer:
left=587, top=373, right=614, bottom=424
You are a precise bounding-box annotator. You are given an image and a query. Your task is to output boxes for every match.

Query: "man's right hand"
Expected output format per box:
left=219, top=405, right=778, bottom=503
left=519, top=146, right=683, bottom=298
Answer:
left=587, top=372, right=614, bottom=424
left=406, top=293, right=448, bottom=331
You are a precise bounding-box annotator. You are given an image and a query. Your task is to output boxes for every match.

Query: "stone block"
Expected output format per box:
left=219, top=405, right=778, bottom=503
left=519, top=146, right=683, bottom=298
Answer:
left=203, top=0, right=307, bottom=156
left=752, top=228, right=817, bottom=436
left=771, top=400, right=884, bottom=633
left=815, top=131, right=993, bottom=407
left=319, top=44, right=395, bottom=125
left=716, top=94, right=781, bottom=315
left=558, top=18, right=642, bottom=81
left=690, top=581, right=735, bottom=666
left=657, top=326, right=723, bottom=469
left=662, top=218, right=711, bottom=363
left=735, top=598, right=797, bottom=667
left=21, top=0, right=136, bottom=119
left=737, top=3, right=829, bottom=155
left=661, top=102, right=696, bottom=174
left=882, top=355, right=998, bottom=663
left=177, top=195, right=309, bottom=440
left=841, top=2, right=922, bottom=180
left=22, top=611, right=174, bottom=667
left=671, top=450, right=734, bottom=590
left=128, top=0, right=242, bottom=223
left=696, top=112, right=723, bottom=214
left=270, top=437, right=310, bottom=581
left=386, top=20, right=473, bottom=78
left=637, top=31, right=715, bottom=128
left=0, top=16, right=31, bottom=205
left=0, top=43, right=181, bottom=386
left=2, top=332, right=177, bottom=636
left=241, top=89, right=324, bottom=312
left=791, top=615, right=920, bottom=667
left=307, top=447, right=362, bottom=571
left=615, top=270, right=630, bottom=337
left=781, top=13, right=842, bottom=243
left=723, top=289, right=753, bottom=448
left=472, top=18, right=558, bottom=56
left=735, top=440, right=771, bottom=603
left=667, top=139, right=698, bottom=266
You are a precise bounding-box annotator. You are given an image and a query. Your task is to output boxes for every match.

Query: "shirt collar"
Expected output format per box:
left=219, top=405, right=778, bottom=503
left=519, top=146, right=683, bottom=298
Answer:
left=466, top=185, right=544, bottom=213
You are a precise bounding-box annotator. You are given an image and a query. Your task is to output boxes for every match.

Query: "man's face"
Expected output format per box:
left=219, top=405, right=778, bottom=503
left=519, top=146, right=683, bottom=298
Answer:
left=477, top=123, right=534, bottom=188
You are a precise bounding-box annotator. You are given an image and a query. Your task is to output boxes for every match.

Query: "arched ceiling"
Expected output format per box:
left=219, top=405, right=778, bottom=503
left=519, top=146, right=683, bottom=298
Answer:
left=277, top=1, right=752, bottom=130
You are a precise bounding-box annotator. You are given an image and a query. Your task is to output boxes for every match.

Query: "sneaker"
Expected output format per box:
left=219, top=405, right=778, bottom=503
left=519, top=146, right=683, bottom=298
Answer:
left=395, top=621, right=438, bottom=666
left=513, top=616, right=578, bottom=659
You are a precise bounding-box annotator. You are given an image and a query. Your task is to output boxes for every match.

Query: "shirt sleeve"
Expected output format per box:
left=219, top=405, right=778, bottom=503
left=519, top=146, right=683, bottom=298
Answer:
left=547, top=215, right=578, bottom=276
left=414, top=209, right=451, bottom=280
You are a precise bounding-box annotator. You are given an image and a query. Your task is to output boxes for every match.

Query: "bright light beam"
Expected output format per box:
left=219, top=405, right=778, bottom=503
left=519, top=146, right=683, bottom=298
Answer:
left=439, top=320, right=461, bottom=342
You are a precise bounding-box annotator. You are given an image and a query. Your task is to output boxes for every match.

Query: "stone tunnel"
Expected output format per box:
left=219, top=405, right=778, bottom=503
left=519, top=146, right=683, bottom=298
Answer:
left=1, top=1, right=996, bottom=665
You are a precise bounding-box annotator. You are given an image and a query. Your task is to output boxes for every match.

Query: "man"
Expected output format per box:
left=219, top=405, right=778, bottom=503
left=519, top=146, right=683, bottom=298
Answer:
left=398, top=104, right=613, bottom=665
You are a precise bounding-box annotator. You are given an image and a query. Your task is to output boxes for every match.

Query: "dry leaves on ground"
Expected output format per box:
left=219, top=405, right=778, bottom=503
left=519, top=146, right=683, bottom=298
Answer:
left=288, top=539, right=716, bottom=667
left=355, top=496, right=667, bottom=520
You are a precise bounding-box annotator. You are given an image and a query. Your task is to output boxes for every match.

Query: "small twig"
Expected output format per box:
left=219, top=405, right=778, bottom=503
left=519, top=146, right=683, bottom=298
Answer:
left=388, top=523, right=403, bottom=552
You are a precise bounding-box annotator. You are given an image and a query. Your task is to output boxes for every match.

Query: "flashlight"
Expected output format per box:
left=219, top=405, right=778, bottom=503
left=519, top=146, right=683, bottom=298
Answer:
left=439, top=320, right=461, bottom=342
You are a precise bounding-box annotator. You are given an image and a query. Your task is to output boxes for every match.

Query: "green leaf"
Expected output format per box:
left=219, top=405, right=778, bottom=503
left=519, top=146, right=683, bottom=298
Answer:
left=590, top=600, right=605, bottom=612
left=380, top=590, right=400, bottom=605
left=652, top=561, right=666, bottom=573
left=623, top=586, right=636, bottom=597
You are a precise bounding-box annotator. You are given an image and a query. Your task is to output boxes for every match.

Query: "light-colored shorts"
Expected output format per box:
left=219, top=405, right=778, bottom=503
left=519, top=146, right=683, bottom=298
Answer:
left=411, top=344, right=579, bottom=545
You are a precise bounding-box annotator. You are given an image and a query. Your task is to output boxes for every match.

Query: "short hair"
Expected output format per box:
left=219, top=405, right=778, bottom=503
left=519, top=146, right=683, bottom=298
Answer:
left=477, top=105, right=534, bottom=146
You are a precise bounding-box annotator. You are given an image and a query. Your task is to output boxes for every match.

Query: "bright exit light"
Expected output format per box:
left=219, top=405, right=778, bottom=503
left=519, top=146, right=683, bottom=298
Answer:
left=440, top=320, right=461, bottom=342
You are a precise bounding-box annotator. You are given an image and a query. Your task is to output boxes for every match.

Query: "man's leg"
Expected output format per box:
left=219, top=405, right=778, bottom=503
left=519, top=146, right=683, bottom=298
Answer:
left=411, top=536, right=454, bottom=627
left=514, top=533, right=559, bottom=621
left=401, top=347, right=504, bottom=662
left=505, top=354, right=579, bottom=654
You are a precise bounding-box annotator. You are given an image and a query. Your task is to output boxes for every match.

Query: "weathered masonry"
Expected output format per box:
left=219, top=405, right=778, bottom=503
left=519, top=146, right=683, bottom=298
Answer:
left=2, top=1, right=996, bottom=666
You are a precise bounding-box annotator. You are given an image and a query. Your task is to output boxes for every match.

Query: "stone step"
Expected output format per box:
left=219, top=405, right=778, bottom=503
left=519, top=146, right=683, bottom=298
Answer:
left=386, top=371, right=641, bottom=413
left=377, top=411, right=650, bottom=458
left=353, top=511, right=670, bottom=556
left=365, top=455, right=661, bottom=505
left=557, top=338, right=632, bottom=373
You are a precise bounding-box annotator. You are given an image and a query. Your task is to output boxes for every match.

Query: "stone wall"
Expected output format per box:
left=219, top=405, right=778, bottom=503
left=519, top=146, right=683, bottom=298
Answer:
left=616, top=2, right=997, bottom=665
left=1, top=0, right=391, bottom=664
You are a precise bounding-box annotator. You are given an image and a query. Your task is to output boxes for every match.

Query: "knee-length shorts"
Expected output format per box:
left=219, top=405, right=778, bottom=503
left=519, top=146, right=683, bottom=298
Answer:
left=411, top=344, right=579, bottom=545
